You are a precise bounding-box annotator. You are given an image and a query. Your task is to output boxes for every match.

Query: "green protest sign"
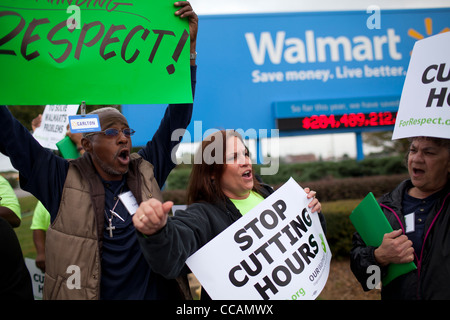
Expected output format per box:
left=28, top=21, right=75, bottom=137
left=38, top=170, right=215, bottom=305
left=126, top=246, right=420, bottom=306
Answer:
left=0, top=0, right=192, bottom=105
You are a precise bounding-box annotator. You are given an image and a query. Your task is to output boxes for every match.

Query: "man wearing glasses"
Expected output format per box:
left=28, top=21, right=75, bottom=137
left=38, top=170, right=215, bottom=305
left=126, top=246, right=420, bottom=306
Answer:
left=0, top=2, right=197, bottom=300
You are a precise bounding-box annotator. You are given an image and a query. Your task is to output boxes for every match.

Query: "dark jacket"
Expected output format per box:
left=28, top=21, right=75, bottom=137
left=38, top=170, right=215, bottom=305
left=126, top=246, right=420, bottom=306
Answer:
left=0, top=217, right=33, bottom=300
left=350, top=179, right=450, bottom=299
left=138, top=183, right=327, bottom=300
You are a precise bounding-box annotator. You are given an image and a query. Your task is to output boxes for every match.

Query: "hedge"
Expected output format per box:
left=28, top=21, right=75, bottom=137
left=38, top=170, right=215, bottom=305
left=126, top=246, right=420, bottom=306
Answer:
left=280, top=173, right=409, bottom=202
left=165, top=155, right=407, bottom=190
left=254, top=155, right=407, bottom=186
left=321, top=200, right=359, bottom=259
left=163, top=173, right=409, bottom=204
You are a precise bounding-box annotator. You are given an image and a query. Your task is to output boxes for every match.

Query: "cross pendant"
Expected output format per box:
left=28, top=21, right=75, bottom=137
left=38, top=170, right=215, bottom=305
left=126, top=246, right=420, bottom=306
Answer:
left=106, top=218, right=115, bottom=238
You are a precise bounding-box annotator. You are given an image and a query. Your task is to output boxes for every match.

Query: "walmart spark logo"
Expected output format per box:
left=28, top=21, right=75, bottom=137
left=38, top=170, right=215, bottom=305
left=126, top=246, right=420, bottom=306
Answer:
left=408, top=17, right=450, bottom=41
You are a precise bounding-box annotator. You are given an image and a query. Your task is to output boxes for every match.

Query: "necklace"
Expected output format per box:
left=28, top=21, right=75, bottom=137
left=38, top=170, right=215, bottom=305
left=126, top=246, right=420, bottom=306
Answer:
left=106, top=216, right=116, bottom=238
left=105, top=190, right=125, bottom=238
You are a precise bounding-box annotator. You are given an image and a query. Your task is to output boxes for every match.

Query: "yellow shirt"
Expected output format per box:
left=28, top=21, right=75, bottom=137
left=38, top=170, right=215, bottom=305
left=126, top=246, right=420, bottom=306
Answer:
left=230, top=191, right=264, bottom=215
left=30, top=201, right=51, bottom=231
left=0, top=175, right=21, bottom=219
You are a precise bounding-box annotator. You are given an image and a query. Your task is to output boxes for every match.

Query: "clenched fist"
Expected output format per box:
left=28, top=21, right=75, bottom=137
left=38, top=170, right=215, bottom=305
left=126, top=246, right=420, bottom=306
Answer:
left=133, top=198, right=173, bottom=236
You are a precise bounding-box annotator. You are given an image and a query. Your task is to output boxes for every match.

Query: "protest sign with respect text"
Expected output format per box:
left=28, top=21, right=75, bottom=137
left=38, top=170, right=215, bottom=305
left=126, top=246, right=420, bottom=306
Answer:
left=0, top=0, right=192, bottom=105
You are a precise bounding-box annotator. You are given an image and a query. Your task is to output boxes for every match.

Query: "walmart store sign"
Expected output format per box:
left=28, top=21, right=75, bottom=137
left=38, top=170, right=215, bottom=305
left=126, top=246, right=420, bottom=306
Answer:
left=247, top=28, right=403, bottom=84
left=124, top=8, right=450, bottom=145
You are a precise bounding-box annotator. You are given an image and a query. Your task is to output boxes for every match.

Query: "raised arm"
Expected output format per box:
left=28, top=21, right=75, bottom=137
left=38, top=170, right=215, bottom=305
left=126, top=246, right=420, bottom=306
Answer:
left=0, top=106, right=68, bottom=220
left=138, top=1, right=198, bottom=186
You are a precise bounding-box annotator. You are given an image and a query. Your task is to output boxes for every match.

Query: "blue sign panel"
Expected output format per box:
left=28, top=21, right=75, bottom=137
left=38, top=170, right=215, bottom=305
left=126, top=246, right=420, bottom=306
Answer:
left=124, top=8, right=450, bottom=146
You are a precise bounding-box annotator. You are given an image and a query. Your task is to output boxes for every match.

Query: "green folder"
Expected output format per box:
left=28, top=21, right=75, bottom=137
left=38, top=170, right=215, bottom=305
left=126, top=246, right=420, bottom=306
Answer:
left=350, top=192, right=416, bottom=286
left=56, top=136, right=80, bottom=159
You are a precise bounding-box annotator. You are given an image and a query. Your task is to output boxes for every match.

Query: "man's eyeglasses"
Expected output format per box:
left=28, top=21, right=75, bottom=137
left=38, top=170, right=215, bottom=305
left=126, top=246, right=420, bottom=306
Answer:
left=84, top=128, right=135, bottom=138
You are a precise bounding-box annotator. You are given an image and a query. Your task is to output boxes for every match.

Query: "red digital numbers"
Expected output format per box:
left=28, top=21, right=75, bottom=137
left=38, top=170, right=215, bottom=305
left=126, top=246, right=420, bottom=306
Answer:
left=302, top=112, right=396, bottom=130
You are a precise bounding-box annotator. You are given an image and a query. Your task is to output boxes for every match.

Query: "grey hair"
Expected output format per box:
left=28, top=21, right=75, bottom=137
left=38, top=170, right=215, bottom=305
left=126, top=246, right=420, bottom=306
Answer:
left=408, top=136, right=450, bottom=154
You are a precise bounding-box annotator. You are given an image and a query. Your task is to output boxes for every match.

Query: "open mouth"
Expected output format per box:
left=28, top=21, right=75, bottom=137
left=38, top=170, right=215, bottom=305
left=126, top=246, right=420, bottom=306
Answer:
left=117, top=148, right=130, bottom=165
left=412, top=167, right=425, bottom=176
left=242, top=170, right=252, bottom=179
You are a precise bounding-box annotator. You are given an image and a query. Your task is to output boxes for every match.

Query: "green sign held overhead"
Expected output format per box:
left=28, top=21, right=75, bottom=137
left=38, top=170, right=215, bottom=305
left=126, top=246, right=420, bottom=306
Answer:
left=0, top=0, right=193, bottom=105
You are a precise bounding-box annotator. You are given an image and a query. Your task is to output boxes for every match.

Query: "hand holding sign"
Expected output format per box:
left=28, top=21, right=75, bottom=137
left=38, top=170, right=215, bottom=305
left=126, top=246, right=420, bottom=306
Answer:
left=304, top=187, right=322, bottom=213
left=175, top=1, right=198, bottom=53
left=133, top=198, right=173, bottom=235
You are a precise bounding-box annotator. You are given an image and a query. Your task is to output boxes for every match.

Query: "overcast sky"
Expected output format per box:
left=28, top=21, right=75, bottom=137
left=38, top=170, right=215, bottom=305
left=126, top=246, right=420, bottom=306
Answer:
left=189, top=0, right=450, bottom=15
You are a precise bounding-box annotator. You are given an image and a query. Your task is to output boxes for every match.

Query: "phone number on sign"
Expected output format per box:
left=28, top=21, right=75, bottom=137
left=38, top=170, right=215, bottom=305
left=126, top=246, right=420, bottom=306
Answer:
left=302, top=111, right=397, bottom=130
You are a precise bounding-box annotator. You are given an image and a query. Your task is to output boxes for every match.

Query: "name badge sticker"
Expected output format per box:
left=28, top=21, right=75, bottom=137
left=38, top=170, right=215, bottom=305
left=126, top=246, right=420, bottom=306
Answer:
left=404, top=212, right=415, bottom=233
left=119, top=191, right=139, bottom=216
left=69, top=114, right=101, bottom=133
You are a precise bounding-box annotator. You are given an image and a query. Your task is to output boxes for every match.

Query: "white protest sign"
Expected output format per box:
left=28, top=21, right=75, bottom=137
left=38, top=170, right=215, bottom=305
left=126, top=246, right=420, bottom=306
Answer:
left=33, top=105, right=79, bottom=149
left=186, top=178, right=331, bottom=300
left=392, top=31, right=450, bottom=140
left=24, top=258, right=45, bottom=300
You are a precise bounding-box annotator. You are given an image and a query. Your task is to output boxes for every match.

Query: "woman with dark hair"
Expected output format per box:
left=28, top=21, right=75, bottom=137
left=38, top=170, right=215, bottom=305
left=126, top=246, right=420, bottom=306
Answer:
left=133, top=129, right=326, bottom=299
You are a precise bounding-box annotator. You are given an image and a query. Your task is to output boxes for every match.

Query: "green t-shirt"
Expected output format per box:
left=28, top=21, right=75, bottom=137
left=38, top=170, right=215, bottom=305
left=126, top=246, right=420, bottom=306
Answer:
left=0, top=175, right=21, bottom=219
left=30, top=201, right=51, bottom=231
left=230, top=191, right=264, bottom=215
